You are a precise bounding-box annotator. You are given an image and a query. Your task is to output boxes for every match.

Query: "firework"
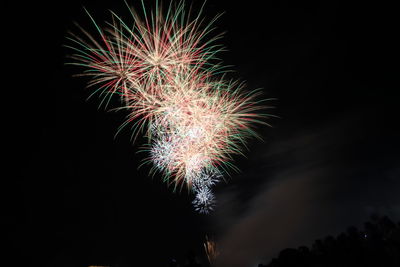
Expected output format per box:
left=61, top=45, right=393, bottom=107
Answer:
left=67, top=0, right=269, bottom=213
left=204, top=235, right=219, bottom=265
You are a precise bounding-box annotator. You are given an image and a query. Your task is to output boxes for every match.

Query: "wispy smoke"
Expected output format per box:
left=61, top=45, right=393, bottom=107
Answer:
left=212, top=116, right=400, bottom=267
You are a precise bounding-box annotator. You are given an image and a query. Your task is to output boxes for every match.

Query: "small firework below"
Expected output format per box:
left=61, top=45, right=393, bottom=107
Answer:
left=67, top=0, right=270, bottom=213
left=192, top=187, right=216, bottom=214
left=204, top=235, right=219, bottom=266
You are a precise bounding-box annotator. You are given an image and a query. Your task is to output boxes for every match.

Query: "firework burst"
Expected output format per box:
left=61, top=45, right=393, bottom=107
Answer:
left=67, top=0, right=270, bottom=213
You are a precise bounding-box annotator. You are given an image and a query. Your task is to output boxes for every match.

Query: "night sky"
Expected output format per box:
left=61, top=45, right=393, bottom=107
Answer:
left=6, top=0, right=399, bottom=267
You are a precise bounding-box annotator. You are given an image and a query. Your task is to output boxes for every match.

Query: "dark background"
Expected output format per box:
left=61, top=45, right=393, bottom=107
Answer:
left=5, top=0, right=399, bottom=266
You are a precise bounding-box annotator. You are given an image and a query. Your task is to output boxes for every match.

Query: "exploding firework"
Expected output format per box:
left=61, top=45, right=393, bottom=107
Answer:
left=67, top=0, right=270, bottom=213
left=192, top=187, right=216, bottom=214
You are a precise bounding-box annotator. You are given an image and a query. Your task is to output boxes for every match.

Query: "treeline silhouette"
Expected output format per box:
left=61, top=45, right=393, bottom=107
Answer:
left=167, top=215, right=400, bottom=267
left=261, top=215, right=400, bottom=267
left=168, top=250, right=202, bottom=267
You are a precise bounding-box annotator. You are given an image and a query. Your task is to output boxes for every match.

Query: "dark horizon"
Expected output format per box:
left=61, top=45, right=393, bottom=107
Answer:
left=6, top=0, right=399, bottom=266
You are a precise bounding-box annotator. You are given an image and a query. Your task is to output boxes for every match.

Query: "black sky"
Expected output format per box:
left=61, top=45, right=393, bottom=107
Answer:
left=6, top=0, right=399, bottom=267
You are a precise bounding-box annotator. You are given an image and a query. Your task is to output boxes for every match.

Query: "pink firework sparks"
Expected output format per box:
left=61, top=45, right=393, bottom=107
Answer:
left=67, top=0, right=271, bottom=213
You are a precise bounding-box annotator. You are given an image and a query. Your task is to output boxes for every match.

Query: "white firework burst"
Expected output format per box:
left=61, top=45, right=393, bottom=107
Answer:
left=150, top=136, right=177, bottom=170
left=192, top=187, right=216, bottom=214
left=192, top=168, right=222, bottom=191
